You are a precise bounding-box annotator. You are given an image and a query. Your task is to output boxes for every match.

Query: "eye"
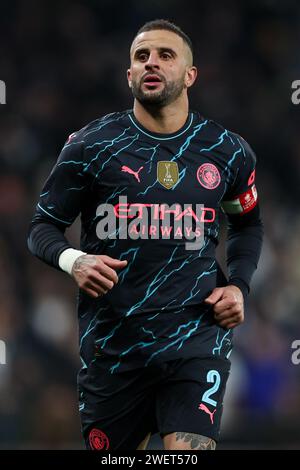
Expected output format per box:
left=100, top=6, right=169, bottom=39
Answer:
left=137, top=52, right=148, bottom=62
left=161, top=52, right=172, bottom=60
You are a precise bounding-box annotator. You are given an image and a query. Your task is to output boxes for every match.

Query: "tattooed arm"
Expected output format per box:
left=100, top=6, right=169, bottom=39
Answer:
left=28, top=216, right=127, bottom=298
left=72, top=254, right=127, bottom=298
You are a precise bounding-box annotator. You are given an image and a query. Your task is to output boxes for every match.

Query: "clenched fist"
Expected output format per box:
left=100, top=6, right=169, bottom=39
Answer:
left=204, top=285, right=244, bottom=329
left=72, top=254, right=127, bottom=298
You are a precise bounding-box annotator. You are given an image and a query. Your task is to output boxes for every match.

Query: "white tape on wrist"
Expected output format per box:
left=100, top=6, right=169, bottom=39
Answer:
left=58, top=248, right=87, bottom=275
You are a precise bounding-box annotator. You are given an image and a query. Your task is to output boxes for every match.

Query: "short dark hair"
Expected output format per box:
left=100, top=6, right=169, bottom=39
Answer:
left=134, top=19, right=193, bottom=58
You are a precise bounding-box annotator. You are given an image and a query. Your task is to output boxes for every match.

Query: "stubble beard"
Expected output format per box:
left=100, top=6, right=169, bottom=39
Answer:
left=131, top=74, right=186, bottom=108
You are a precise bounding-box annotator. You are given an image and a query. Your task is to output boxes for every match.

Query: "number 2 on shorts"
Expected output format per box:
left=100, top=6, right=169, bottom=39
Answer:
left=201, top=370, right=221, bottom=407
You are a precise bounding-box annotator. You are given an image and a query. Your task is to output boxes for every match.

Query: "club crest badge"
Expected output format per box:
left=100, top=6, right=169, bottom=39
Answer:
left=197, top=163, right=221, bottom=190
left=89, top=428, right=110, bottom=450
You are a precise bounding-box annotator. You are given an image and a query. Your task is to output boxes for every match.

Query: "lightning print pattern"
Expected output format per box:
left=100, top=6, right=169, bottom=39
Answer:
left=35, top=109, right=258, bottom=374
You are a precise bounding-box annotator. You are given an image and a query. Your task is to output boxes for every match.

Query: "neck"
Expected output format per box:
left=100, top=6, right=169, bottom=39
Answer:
left=133, top=95, right=189, bottom=134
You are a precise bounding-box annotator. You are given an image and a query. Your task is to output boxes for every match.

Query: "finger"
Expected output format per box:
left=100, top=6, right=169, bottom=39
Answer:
left=85, top=280, right=108, bottom=295
left=214, top=306, right=240, bottom=318
left=93, top=262, right=119, bottom=284
left=89, top=271, right=115, bottom=291
left=221, top=321, right=240, bottom=330
left=213, top=297, right=238, bottom=313
left=100, top=256, right=128, bottom=269
left=215, top=310, right=239, bottom=322
left=218, top=316, right=243, bottom=328
left=82, top=286, right=101, bottom=299
left=218, top=319, right=236, bottom=328
left=204, top=288, right=225, bottom=305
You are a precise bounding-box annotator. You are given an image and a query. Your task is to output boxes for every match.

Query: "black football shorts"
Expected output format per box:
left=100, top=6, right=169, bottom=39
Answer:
left=78, top=355, right=231, bottom=450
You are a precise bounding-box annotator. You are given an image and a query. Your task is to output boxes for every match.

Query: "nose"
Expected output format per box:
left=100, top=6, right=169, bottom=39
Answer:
left=145, top=51, right=160, bottom=70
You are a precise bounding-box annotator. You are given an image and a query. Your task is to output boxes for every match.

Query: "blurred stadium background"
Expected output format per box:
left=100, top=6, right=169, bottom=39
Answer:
left=0, top=0, right=300, bottom=449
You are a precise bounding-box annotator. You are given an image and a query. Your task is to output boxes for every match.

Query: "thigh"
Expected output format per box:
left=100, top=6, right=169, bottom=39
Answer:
left=156, top=356, right=231, bottom=446
left=79, top=361, right=159, bottom=450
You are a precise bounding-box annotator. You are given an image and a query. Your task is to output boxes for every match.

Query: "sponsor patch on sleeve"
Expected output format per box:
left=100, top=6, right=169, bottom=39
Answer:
left=221, top=184, right=258, bottom=215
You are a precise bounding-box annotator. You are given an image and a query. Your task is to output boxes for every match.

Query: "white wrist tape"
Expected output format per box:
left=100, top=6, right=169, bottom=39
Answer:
left=58, top=248, right=87, bottom=275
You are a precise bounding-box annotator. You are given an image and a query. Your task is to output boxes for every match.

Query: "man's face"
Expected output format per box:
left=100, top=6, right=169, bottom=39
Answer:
left=127, top=29, right=196, bottom=107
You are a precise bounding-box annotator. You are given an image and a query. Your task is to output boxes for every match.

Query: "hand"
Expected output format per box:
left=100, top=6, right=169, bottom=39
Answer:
left=71, top=254, right=127, bottom=298
left=204, top=285, right=244, bottom=329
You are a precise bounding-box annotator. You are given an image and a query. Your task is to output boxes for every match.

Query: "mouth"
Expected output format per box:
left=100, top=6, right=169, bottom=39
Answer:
left=142, top=74, right=163, bottom=88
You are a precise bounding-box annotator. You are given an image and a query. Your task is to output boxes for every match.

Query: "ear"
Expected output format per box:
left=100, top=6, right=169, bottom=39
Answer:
left=127, top=68, right=132, bottom=88
left=185, top=66, right=198, bottom=88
